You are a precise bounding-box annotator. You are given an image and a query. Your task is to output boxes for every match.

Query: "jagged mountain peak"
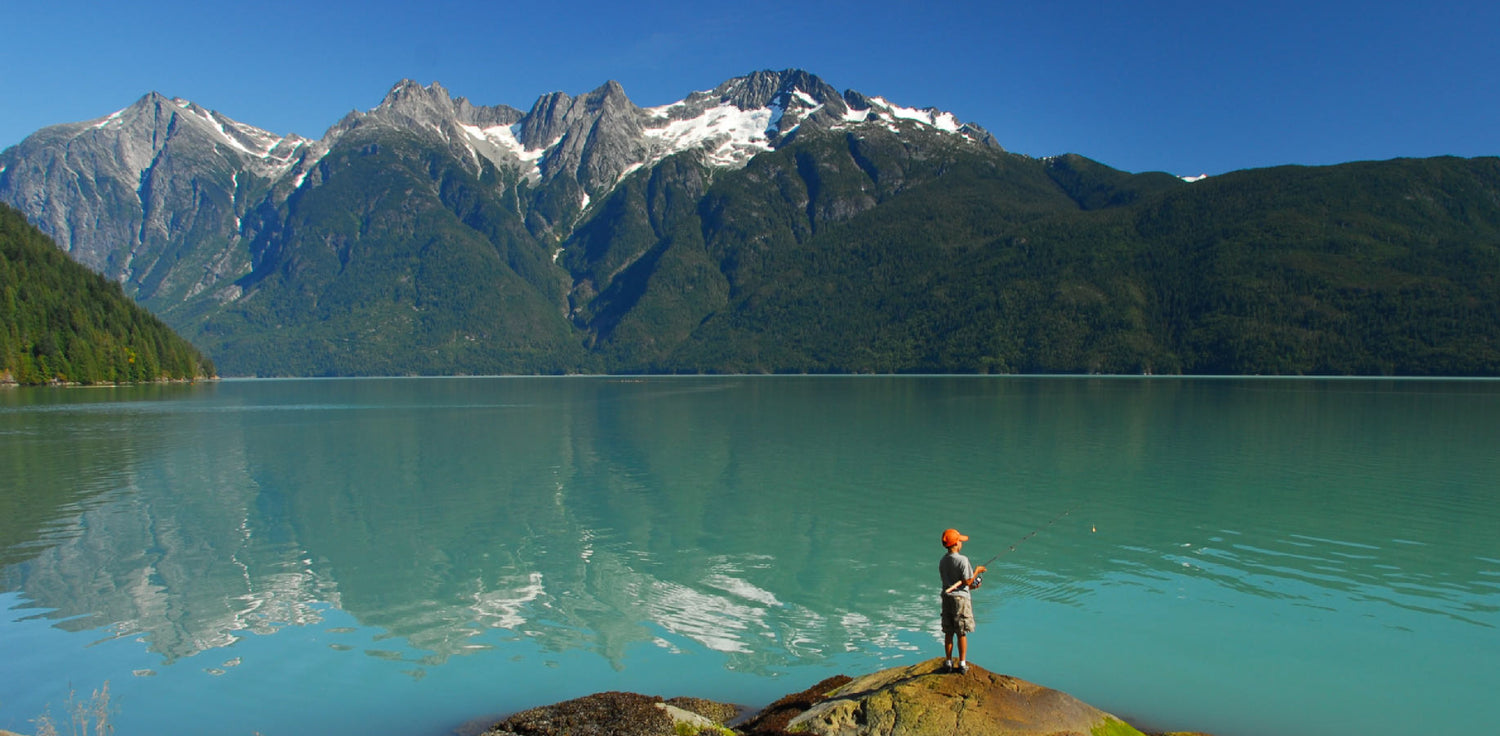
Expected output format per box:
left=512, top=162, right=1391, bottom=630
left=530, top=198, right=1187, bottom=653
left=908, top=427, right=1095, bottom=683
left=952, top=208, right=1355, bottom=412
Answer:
left=590, top=79, right=631, bottom=103
left=715, top=69, right=843, bottom=111
left=82, top=92, right=313, bottom=167
left=370, top=78, right=456, bottom=127
left=367, top=79, right=523, bottom=131
left=375, top=78, right=451, bottom=117
left=661, top=69, right=850, bottom=130
left=0, top=88, right=313, bottom=286
left=627, top=68, right=998, bottom=171
left=242, top=70, right=995, bottom=191
left=385, top=78, right=447, bottom=99
left=7, top=88, right=305, bottom=184
left=520, top=80, right=648, bottom=193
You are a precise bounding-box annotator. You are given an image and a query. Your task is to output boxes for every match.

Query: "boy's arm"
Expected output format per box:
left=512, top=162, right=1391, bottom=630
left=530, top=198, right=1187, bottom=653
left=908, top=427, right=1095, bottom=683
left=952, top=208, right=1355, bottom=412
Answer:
left=942, top=565, right=987, bottom=594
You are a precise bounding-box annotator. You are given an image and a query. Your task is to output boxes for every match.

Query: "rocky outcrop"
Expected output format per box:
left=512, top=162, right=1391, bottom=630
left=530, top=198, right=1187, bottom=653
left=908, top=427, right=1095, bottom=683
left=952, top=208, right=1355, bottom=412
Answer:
left=736, top=674, right=856, bottom=734
left=480, top=691, right=736, bottom=736
left=780, top=659, right=1143, bottom=736
left=473, top=660, right=1210, bottom=736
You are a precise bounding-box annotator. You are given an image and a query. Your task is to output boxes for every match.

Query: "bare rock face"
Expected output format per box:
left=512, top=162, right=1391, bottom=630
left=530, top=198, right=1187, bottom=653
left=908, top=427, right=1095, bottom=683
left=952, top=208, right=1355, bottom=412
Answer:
left=783, top=659, right=1145, bottom=736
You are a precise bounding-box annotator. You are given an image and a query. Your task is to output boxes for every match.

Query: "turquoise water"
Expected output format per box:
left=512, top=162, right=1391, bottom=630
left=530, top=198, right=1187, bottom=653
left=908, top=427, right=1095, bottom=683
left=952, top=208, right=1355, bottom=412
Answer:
left=1, top=377, right=1496, bottom=736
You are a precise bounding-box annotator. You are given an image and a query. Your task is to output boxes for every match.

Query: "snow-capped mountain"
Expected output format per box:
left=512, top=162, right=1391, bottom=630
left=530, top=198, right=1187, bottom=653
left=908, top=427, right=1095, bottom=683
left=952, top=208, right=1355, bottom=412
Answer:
left=0, top=92, right=308, bottom=279
left=321, top=69, right=996, bottom=203
left=87, top=93, right=311, bottom=176
left=0, top=69, right=993, bottom=296
left=0, top=69, right=1024, bottom=375
left=3, top=69, right=1490, bottom=380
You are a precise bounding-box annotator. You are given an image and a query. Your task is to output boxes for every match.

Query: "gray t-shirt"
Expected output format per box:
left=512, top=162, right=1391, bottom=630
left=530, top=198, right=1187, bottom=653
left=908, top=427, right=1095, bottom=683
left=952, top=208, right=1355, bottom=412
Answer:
left=939, top=551, right=975, bottom=599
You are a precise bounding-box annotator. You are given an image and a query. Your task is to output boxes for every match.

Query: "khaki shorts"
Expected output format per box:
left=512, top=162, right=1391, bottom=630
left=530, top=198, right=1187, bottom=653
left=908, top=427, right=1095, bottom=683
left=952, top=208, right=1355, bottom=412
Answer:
left=942, top=594, right=975, bottom=634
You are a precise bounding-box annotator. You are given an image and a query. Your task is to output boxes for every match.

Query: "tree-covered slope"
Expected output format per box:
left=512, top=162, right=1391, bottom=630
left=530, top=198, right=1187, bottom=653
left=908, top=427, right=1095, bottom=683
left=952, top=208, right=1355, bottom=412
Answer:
left=612, top=148, right=1500, bottom=374
left=1130, top=157, right=1500, bottom=374
left=627, top=151, right=1500, bottom=375
left=1, top=203, right=216, bottom=384
left=180, top=125, right=589, bottom=377
left=165, top=138, right=1500, bottom=377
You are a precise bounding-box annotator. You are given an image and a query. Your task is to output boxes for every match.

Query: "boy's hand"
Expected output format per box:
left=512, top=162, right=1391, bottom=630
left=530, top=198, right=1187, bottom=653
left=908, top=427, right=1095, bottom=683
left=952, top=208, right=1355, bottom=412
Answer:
left=975, top=566, right=987, bottom=575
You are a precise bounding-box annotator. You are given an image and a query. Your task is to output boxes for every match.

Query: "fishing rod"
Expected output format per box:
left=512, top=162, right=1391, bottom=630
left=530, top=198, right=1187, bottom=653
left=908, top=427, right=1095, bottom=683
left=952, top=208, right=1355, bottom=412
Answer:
left=943, top=507, right=1076, bottom=594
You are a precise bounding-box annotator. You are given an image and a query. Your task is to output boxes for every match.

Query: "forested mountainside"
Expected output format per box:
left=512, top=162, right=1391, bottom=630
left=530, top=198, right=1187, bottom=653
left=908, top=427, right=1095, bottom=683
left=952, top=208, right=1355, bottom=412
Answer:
left=2, top=70, right=1497, bottom=376
left=0, top=203, right=215, bottom=384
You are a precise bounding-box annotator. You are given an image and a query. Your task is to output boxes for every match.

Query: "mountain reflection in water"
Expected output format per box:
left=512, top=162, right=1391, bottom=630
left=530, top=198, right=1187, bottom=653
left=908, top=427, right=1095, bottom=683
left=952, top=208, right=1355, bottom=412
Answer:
left=2, top=377, right=1497, bottom=736
left=3, top=379, right=955, bottom=671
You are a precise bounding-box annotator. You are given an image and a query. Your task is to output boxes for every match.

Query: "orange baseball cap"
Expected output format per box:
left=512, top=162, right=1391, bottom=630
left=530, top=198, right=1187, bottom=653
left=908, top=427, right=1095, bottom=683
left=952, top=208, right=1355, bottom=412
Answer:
left=941, top=529, right=968, bottom=547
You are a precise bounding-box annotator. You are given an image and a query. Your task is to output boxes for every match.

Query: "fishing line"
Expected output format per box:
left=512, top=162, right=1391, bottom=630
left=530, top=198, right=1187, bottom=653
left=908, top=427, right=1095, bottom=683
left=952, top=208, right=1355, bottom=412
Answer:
left=977, top=507, right=1076, bottom=570
left=945, top=507, right=1077, bottom=594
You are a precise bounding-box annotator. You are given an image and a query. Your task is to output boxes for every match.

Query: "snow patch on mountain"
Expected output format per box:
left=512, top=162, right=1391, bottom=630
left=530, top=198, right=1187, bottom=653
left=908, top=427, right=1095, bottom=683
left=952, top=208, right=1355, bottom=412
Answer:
left=92, top=108, right=128, bottom=129
left=287, top=143, right=332, bottom=191
left=615, top=161, right=645, bottom=184
left=171, top=98, right=301, bottom=164
left=863, top=97, right=962, bottom=133
left=597, top=72, right=989, bottom=173
left=642, top=100, right=775, bottom=167
left=458, top=122, right=550, bottom=179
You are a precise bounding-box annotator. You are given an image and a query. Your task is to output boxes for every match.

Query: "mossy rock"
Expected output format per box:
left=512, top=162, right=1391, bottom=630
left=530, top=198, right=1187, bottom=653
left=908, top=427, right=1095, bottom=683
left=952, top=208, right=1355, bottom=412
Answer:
left=665, top=696, right=740, bottom=725
left=737, top=674, right=854, bottom=735
left=783, top=659, right=1147, bottom=736
left=482, top=691, right=742, bottom=736
left=484, top=691, right=673, bottom=736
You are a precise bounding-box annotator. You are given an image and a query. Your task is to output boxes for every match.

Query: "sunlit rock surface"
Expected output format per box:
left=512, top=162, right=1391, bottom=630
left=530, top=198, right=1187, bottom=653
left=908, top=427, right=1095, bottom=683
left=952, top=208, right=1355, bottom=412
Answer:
left=477, top=659, right=1214, bottom=736
left=781, top=659, right=1143, bottom=735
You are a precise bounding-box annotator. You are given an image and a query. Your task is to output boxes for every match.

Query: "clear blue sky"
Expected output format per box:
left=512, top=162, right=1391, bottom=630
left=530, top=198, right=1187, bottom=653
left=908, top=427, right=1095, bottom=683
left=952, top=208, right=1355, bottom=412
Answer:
left=3, top=0, right=1496, bottom=176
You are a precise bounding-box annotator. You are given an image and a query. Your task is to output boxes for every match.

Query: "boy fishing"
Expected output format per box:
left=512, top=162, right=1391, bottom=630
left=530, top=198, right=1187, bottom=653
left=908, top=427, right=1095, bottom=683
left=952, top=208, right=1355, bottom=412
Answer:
left=939, top=528, right=986, bottom=674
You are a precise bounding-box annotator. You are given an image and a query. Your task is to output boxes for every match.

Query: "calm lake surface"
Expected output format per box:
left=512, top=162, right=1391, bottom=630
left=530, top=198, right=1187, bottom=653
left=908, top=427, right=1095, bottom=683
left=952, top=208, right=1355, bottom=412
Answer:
left=1, top=377, right=1496, bottom=736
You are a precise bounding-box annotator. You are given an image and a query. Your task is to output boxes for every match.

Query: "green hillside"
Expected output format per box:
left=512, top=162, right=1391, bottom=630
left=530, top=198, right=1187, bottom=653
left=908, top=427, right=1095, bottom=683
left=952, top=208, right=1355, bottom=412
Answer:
left=174, top=142, right=1500, bottom=377
left=583, top=141, right=1500, bottom=375
left=0, top=203, right=216, bottom=384
left=33, top=118, right=1500, bottom=378
left=179, top=126, right=588, bottom=377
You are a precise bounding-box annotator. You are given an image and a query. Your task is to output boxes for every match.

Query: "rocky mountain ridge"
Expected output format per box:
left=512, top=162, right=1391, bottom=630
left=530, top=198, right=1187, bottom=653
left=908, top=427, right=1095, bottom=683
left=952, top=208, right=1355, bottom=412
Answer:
left=0, top=69, right=991, bottom=296
left=4, top=69, right=1497, bottom=377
